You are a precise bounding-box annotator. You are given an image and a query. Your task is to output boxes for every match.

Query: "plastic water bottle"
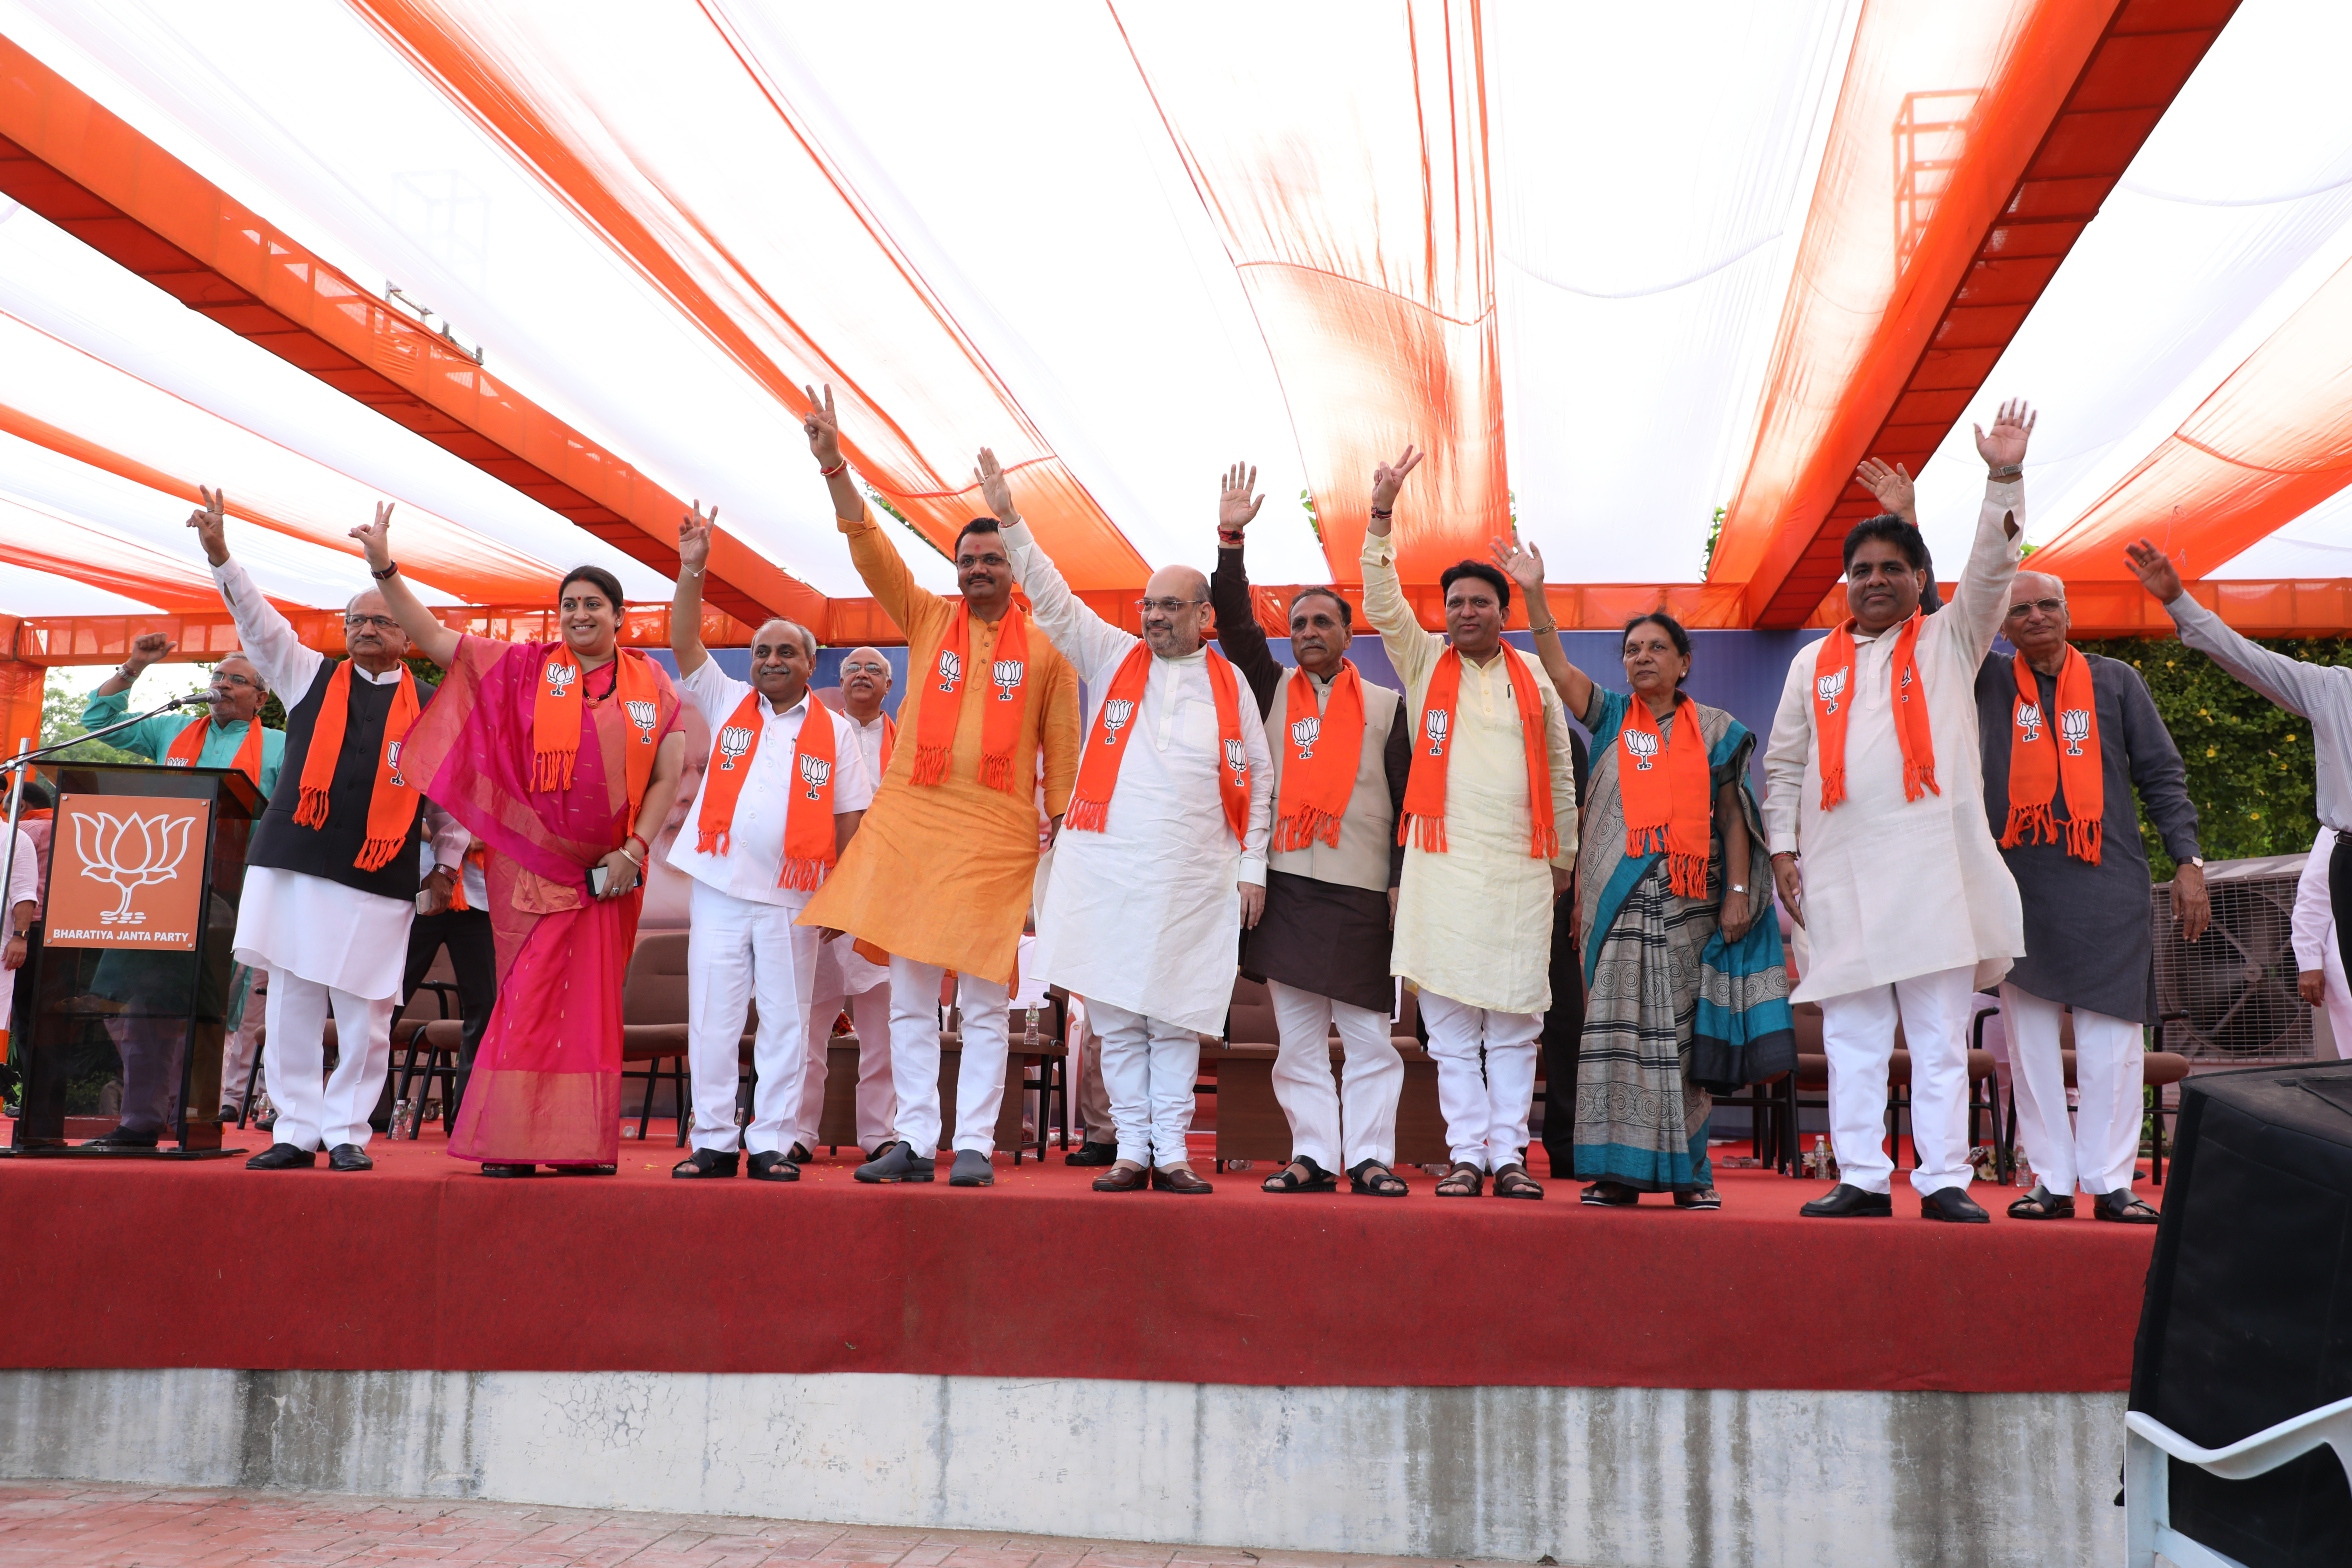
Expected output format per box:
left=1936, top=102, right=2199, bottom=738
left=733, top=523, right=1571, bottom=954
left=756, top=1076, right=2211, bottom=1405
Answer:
left=389, top=1098, right=413, bottom=1140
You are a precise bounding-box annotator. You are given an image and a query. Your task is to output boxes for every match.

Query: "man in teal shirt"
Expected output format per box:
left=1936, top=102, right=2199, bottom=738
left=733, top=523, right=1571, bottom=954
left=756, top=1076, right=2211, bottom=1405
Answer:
left=82, top=630, right=286, bottom=1138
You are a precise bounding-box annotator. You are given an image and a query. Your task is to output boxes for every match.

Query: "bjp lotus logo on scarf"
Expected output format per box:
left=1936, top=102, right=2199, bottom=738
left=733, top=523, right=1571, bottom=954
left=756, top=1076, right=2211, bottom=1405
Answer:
left=937, top=650, right=964, bottom=693
left=717, top=725, right=753, bottom=771
left=545, top=662, right=578, bottom=699
left=798, top=752, right=831, bottom=800
left=991, top=658, right=1024, bottom=700
left=1424, top=709, right=1450, bottom=757
left=1899, top=666, right=1917, bottom=701
left=75, top=810, right=197, bottom=927
left=1289, top=715, right=1321, bottom=759
left=625, top=699, right=658, bottom=744
left=1224, top=738, right=1250, bottom=788
left=385, top=739, right=406, bottom=788
left=1816, top=670, right=1847, bottom=714
left=1099, top=698, right=1135, bottom=744
left=1623, top=729, right=1660, bottom=771
left=2060, top=708, right=2091, bottom=757
left=2015, top=702, right=2044, bottom=742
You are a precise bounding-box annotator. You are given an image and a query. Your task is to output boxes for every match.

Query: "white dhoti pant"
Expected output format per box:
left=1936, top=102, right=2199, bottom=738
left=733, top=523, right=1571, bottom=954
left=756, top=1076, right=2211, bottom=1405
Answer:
left=262, top=975, right=393, bottom=1152
left=888, top=955, right=1009, bottom=1159
left=1267, top=979, right=1403, bottom=1170
left=222, top=969, right=266, bottom=1113
left=1417, top=990, right=1542, bottom=1172
left=798, top=942, right=894, bottom=1153
left=685, top=879, right=817, bottom=1156
left=1821, top=964, right=1975, bottom=1198
left=1087, top=997, right=1199, bottom=1167
left=1999, top=983, right=2144, bottom=1197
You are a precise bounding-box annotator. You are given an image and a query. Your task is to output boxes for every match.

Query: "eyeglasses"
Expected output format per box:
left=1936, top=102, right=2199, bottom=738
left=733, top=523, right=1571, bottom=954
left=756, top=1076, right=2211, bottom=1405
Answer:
left=2004, top=598, right=2065, bottom=619
left=1135, top=597, right=1207, bottom=615
left=344, top=613, right=401, bottom=632
left=211, top=673, right=258, bottom=689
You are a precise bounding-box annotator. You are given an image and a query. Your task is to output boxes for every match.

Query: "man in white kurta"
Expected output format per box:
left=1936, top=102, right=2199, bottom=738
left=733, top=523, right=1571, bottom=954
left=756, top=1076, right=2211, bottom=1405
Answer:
left=670, top=519, right=872, bottom=1182
left=991, top=463, right=1273, bottom=1194
left=2293, top=828, right=2352, bottom=1061
left=1359, top=456, right=1579, bottom=1197
left=1764, top=402, right=2035, bottom=1221
left=796, top=646, right=897, bottom=1160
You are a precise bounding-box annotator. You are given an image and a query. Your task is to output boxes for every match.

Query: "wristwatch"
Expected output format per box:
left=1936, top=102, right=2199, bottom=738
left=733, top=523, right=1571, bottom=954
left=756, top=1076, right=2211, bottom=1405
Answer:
left=2187, top=856, right=2205, bottom=869
left=1729, top=883, right=1748, bottom=894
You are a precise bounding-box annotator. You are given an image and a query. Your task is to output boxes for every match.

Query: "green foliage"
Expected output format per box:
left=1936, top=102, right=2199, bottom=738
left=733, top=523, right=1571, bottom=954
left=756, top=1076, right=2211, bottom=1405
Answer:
left=1702, top=505, right=1726, bottom=580
left=2079, top=635, right=2352, bottom=876
left=1299, top=487, right=1321, bottom=543
left=37, top=680, right=139, bottom=765
left=865, top=484, right=950, bottom=563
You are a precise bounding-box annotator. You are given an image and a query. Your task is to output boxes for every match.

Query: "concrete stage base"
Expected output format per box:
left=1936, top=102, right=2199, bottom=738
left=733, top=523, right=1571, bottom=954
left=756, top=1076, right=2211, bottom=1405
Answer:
left=0, top=1368, right=2122, bottom=1568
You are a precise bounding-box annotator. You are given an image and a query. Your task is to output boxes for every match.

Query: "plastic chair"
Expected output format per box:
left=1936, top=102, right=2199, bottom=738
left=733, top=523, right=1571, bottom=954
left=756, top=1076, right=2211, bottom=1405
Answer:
left=2125, top=1395, right=2352, bottom=1567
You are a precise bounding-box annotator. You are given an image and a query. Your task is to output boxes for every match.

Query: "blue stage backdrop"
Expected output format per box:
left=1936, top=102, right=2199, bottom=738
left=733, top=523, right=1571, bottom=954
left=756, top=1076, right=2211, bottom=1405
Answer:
left=649, top=627, right=1826, bottom=781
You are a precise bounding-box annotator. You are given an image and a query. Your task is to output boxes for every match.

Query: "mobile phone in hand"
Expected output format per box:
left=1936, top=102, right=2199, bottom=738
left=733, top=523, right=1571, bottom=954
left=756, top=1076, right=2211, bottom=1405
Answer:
left=587, top=864, right=609, bottom=899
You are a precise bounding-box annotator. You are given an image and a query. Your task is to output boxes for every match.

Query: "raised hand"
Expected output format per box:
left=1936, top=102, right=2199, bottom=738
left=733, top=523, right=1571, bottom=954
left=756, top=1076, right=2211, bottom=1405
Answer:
left=2124, top=537, right=2185, bottom=605
left=974, top=446, right=1018, bottom=525
left=802, top=382, right=843, bottom=468
left=1369, top=445, right=1423, bottom=514
left=1855, top=458, right=1916, bottom=521
left=1488, top=535, right=1546, bottom=600
left=1217, top=461, right=1263, bottom=539
left=1973, top=397, right=2037, bottom=471
left=124, top=630, right=176, bottom=674
left=679, top=501, right=717, bottom=576
left=348, top=501, right=395, bottom=571
left=187, top=485, right=230, bottom=566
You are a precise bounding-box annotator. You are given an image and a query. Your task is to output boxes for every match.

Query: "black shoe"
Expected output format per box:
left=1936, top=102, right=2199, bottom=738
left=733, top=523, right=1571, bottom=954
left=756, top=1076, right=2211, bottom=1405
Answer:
left=245, top=1143, right=317, bottom=1170
left=1800, top=1183, right=1892, bottom=1218
left=87, top=1126, right=162, bottom=1150
left=673, top=1149, right=740, bottom=1180
left=480, top=1162, right=536, bottom=1178
left=327, top=1144, right=373, bottom=1172
left=949, top=1150, right=995, bottom=1187
left=747, top=1150, right=800, bottom=1183
left=1919, top=1186, right=1990, bottom=1224
left=789, top=1142, right=814, bottom=1164
left=853, top=1143, right=934, bottom=1184
left=553, top=1164, right=617, bottom=1175
left=1064, top=1140, right=1118, bottom=1167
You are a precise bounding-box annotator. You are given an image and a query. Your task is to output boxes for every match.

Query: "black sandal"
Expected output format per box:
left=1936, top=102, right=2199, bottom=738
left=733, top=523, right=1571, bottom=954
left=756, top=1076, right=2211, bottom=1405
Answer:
left=1580, top=1180, right=1638, bottom=1207
left=2093, top=1190, right=2159, bottom=1225
left=1674, top=1186, right=1722, bottom=1210
left=1492, top=1162, right=1544, bottom=1200
left=1348, top=1158, right=1409, bottom=1197
left=2007, top=1185, right=2075, bottom=1220
left=480, top=1163, right=535, bottom=1178
left=1262, top=1156, right=1337, bottom=1194
left=1434, top=1161, right=1483, bottom=1197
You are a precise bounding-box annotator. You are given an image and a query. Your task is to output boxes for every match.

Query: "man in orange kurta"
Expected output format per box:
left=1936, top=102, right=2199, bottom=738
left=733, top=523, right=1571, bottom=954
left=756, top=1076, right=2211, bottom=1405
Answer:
left=797, top=387, right=1079, bottom=1187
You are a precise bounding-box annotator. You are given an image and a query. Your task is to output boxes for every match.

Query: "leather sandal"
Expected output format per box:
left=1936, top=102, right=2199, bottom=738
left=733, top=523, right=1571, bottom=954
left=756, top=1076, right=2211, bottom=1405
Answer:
left=2093, top=1190, right=2160, bottom=1225
left=1673, top=1186, right=1722, bottom=1210
left=1347, top=1158, right=1409, bottom=1197
left=2006, top=1184, right=2075, bottom=1220
left=1580, top=1180, right=1639, bottom=1207
left=1492, top=1162, right=1544, bottom=1200
left=1262, top=1155, right=1337, bottom=1194
left=1434, top=1161, right=1483, bottom=1197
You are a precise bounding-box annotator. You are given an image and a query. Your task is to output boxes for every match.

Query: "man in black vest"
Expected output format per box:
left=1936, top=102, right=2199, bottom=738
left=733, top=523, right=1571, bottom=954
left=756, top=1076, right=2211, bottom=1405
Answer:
left=191, top=489, right=459, bottom=1171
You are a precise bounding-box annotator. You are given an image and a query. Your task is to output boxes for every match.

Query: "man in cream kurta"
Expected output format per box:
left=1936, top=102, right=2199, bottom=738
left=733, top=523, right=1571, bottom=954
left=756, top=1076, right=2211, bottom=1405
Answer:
left=1764, top=399, right=2036, bottom=1221
left=1359, top=449, right=1579, bottom=1197
left=987, top=453, right=1274, bottom=1195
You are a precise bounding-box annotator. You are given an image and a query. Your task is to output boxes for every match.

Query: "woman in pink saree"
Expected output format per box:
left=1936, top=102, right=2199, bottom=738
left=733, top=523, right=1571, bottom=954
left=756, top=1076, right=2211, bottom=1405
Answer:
left=355, top=506, right=687, bottom=1175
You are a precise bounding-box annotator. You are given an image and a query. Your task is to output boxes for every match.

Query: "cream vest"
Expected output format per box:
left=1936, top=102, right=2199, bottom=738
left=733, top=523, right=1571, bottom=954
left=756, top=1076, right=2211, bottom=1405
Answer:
left=1265, top=664, right=1402, bottom=893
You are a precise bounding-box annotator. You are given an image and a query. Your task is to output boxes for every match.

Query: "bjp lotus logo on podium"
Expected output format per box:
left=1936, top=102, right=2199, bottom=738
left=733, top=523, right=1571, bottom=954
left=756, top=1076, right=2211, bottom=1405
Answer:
left=45, top=794, right=211, bottom=951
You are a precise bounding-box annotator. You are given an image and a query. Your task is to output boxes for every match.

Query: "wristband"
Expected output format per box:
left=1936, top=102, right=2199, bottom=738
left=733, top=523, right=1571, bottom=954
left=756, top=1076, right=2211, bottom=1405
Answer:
left=1528, top=620, right=1557, bottom=635
left=818, top=459, right=849, bottom=478
left=1369, top=507, right=1393, bottom=520
left=370, top=559, right=400, bottom=581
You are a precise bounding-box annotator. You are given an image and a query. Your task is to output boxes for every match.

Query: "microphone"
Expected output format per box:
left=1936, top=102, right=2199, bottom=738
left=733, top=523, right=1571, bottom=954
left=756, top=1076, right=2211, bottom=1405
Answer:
left=163, top=691, right=215, bottom=710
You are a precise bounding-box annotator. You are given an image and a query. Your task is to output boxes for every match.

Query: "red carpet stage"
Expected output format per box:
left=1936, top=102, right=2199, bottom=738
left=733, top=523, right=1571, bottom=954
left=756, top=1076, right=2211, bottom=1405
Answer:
left=0, top=1130, right=2155, bottom=1394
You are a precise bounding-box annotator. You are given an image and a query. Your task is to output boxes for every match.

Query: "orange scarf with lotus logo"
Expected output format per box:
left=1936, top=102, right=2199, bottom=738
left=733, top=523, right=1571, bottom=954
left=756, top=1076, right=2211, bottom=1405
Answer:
left=1811, top=613, right=1935, bottom=812
left=1617, top=692, right=1712, bottom=898
left=165, top=713, right=263, bottom=788
left=1399, top=646, right=1556, bottom=858
left=2000, top=647, right=2102, bottom=863
left=1271, top=660, right=1364, bottom=852
left=695, top=688, right=841, bottom=890
left=292, top=659, right=421, bottom=872
left=911, top=603, right=1030, bottom=793
left=533, top=646, right=664, bottom=830
left=1064, top=643, right=1249, bottom=843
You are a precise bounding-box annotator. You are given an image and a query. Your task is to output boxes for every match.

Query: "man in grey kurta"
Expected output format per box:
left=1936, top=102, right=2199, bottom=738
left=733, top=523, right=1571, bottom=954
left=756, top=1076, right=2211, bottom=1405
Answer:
left=1975, top=569, right=2205, bottom=1224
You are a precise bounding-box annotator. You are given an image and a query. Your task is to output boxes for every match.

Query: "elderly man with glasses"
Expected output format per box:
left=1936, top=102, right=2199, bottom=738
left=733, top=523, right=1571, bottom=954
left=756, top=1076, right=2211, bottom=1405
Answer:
left=188, top=488, right=463, bottom=1171
left=80, top=634, right=288, bottom=1142
left=984, top=450, right=1274, bottom=1195
left=1976, top=569, right=2205, bottom=1225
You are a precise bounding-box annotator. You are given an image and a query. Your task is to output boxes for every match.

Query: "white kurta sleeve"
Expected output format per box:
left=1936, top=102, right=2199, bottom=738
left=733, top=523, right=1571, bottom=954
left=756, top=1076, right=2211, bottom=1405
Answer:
left=213, top=557, right=324, bottom=699
left=1358, top=532, right=1436, bottom=690
left=1762, top=655, right=1814, bottom=856
left=1535, top=654, right=1580, bottom=868
left=2294, top=826, right=2334, bottom=971
left=1238, top=687, right=1273, bottom=885
left=425, top=803, right=468, bottom=874
left=1001, top=521, right=1134, bottom=683
left=1945, top=477, right=2026, bottom=662
left=831, top=719, right=876, bottom=815
left=6, top=827, right=35, bottom=910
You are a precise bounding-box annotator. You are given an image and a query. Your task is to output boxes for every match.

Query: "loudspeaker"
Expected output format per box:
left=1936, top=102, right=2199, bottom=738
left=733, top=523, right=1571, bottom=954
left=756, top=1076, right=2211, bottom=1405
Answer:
left=2130, top=1061, right=2352, bottom=1567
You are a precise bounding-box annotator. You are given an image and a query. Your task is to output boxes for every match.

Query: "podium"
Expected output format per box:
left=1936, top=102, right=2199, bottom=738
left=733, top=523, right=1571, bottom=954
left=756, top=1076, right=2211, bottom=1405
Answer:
left=10, top=763, right=264, bottom=1155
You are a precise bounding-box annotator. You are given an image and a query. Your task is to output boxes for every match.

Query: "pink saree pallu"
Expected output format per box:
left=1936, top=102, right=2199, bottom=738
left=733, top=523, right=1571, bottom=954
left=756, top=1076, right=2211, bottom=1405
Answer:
left=400, top=635, right=681, bottom=1169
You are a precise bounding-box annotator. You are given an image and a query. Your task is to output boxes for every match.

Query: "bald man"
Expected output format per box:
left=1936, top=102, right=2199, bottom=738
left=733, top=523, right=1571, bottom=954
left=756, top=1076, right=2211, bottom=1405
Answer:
left=1973, top=569, right=2204, bottom=1225
left=668, top=509, right=873, bottom=1181
left=987, top=452, right=1274, bottom=1194
left=795, top=645, right=899, bottom=1160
